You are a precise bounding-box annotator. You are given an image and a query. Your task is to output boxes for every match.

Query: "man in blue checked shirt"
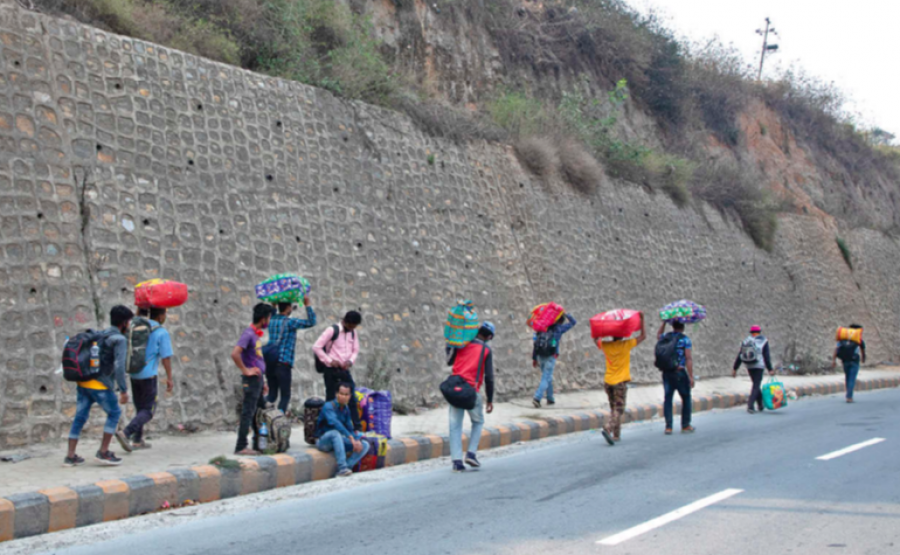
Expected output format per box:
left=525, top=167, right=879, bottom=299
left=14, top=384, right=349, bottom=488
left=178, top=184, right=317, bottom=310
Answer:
left=531, top=313, right=577, bottom=408
left=265, top=295, right=317, bottom=414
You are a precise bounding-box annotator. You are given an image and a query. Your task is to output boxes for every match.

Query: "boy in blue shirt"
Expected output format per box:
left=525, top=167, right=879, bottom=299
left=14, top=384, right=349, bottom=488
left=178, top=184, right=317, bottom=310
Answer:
left=119, top=307, right=174, bottom=450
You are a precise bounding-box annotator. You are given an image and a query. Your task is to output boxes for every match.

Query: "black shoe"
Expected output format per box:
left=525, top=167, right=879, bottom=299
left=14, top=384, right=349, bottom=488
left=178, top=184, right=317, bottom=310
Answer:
left=532, top=398, right=541, bottom=409
left=547, top=400, right=556, bottom=406
left=452, top=460, right=466, bottom=473
left=747, top=408, right=756, bottom=414
left=600, top=429, right=615, bottom=446
left=465, top=452, right=481, bottom=467
left=63, top=454, right=85, bottom=467
left=95, top=450, right=122, bottom=466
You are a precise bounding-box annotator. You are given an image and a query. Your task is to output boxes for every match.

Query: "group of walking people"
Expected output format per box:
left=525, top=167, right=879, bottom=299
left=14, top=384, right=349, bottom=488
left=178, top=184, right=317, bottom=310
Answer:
left=64, top=301, right=868, bottom=476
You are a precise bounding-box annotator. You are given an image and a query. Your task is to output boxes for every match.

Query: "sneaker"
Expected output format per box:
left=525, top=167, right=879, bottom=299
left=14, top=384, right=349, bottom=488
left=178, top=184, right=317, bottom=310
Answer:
left=95, top=450, right=122, bottom=466
left=131, top=441, right=152, bottom=450
left=547, top=400, right=556, bottom=406
left=681, top=426, right=696, bottom=434
left=63, top=454, right=85, bottom=467
left=452, top=460, right=466, bottom=473
left=336, top=468, right=353, bottom=477
left=465, top=452, right=481, bottom=468
left=532, top=398, right=541, bottom=409
left=600, top=429, right=615, bottom=446
left=115, top=431, right=133, bottom=453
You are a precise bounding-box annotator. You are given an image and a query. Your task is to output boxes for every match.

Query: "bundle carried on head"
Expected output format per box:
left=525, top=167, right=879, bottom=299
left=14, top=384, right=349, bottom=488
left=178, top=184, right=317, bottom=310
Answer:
left=256, top=273, right=311, bottom=304
left=659, top=300, right=706, bottom=324
left=836, top=326, right=863, bottom=345
left=445, top=300, right=479, bottom=347
left=527, top=302, right=565, bottom=332
left=135, top=279, right=188, bottom=309
left=590, top=309, right=641, bottom=339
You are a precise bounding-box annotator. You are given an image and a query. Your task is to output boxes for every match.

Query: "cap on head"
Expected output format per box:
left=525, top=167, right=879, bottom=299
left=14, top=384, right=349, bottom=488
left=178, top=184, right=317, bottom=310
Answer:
left=479, top=321, right=496, bottom=337
left=750, top=325, right=762, bottom=333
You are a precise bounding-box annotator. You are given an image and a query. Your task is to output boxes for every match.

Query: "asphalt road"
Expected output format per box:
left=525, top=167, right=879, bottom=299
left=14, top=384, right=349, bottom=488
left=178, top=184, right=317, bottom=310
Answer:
left=36, top=388, right=900, bottom=555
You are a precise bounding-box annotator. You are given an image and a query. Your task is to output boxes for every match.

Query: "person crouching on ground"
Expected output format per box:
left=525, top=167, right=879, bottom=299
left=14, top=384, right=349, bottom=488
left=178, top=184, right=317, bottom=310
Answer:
left=597, top=312, right=646, bottom=444
left=316, top=383, right=370, bottom=477
left=732, top=325, right=774, bottom=414
left=446, top=322, right=496, bottom=472
left=231, top=303, right=273, bottom=455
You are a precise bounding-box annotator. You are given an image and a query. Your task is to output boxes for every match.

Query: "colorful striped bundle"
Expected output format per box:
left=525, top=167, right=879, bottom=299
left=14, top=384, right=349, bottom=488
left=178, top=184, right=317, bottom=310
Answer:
left=444, top=300, right=480, bottom=347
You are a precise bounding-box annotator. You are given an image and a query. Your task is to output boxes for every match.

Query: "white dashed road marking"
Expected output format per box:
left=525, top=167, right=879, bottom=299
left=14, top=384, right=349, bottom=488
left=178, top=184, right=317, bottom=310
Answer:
left=816, top=438, right=886, bottom=461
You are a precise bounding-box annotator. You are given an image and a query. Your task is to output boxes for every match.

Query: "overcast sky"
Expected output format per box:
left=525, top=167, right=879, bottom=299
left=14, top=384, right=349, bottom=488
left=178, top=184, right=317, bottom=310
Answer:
left=633, top=0, right=899, bottom=143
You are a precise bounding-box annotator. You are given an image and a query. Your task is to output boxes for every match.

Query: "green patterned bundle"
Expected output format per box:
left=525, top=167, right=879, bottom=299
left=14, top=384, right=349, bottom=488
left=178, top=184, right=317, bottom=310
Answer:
left=255, top=274, right=311, bottom=304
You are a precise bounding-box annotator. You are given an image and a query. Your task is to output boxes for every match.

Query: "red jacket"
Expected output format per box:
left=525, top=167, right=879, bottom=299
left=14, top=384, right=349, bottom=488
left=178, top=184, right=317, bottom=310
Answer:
left=448, top=339, right=495, bottom=403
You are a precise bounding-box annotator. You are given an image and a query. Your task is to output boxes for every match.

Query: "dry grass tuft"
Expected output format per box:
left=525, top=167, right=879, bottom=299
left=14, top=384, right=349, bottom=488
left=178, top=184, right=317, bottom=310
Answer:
left=515, top=137, right=560, bottom=179
left=558, top=140, right=604, bottom=195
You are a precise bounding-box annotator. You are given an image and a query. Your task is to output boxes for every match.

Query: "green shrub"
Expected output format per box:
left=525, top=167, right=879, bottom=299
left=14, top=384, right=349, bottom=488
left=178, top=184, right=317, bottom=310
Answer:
left=692, top=161, right=779, bottom=251
left=836, top=237, right=853, bottom=270
left=487, top=92, right=550, bottom=137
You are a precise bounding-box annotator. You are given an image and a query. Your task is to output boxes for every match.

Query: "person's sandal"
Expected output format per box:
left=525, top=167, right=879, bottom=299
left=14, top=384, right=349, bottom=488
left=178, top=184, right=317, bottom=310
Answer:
left=682, top=426, right=696, bottom=434
left=664, top=428, right=673, bottom=435
left=235, top=448, right=260, bottom=456
left=600, top=429, right=615, bottom=446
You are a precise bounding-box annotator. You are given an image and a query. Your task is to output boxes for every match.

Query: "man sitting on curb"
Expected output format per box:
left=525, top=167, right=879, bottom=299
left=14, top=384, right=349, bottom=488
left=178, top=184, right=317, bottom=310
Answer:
left=316, top=382, right=370, bottom=477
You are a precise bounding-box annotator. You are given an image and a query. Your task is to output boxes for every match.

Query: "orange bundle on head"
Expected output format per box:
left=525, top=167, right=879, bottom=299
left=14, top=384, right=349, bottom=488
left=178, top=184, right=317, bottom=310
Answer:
left=527, top=302, right=565, bottom=332
left=836, top=327, right=863, bottom=345
left=135, top=279, right=188, bottom=309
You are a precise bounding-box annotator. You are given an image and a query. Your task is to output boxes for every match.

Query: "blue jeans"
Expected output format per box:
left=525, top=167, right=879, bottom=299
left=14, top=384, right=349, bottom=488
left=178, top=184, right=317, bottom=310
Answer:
left=843, top=361, right=860, bottom=399
left=317, top=430, right=369, bottom=473
left=663, top=370, right=692, bottom=429
left=69, top=387, right=121, bottom=440
left=533, top=355, right=557, bottom=402
left=449, top=393, right=485, bottom=461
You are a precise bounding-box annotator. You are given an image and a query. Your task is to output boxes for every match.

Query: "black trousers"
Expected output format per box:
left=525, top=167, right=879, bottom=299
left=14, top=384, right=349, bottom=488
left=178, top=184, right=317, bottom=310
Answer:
left=747, top=368, right=765, bottom=411
left=124, top=376, right=158, bottom=443
left=323, top=367, right=361, bottom=431
left=266, top=362, right=292, bottom=414
left=236, top=375, right=266, bottom=452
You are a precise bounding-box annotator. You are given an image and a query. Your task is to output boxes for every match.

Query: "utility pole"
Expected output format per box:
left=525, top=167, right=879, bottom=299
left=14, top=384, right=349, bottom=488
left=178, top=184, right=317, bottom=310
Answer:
left=756, top=18, right=779, bottom=81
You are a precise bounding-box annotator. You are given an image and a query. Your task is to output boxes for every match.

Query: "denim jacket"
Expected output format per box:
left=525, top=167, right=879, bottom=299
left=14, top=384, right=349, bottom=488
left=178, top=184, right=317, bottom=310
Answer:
left=315, top=400, right=361, bottom=440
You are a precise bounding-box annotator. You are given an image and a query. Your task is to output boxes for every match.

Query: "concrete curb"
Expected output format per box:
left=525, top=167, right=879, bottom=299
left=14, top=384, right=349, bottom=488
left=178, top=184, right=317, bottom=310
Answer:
left=2, top=376, right=898, bottom=542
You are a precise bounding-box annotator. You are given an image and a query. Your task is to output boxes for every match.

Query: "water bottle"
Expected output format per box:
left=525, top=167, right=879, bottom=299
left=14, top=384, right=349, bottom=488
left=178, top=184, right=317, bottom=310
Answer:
left=258, top=422, right=268, bottom=451
left=89, top=342, right=100, bottom=368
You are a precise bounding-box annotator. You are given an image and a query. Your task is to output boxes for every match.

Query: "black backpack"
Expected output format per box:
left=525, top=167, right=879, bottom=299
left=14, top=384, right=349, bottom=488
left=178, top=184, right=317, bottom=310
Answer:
left=534, top=330, right=558, bottom=358
left=654, top=333, right=683, bottom=372
left=836, top=340, right=859, bottom=362
left=313, top=324, right=354, bottom=373
left=62, top=330, right=113, bottom=382
left=126, top=317, right=154, bottom=375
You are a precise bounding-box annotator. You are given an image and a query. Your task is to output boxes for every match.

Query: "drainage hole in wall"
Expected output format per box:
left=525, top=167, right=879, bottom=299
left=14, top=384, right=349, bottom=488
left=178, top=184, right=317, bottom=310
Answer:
left=265, top=174, right=273, bottom=182
left=295, top=236, right=301, bottom=243
left=276, top=121, right=282, bottom=127
left=39, top=385, right=47, bottom=393
left=356, top=242, right=363, bottom=249
left=188, top=159, right=194, bottom=166
left=219, top=229, right=225, bottom=235
left=333, top=187, right=339, bottom=193
left=29, top=287, right=37, bottom=294
left=143, top=218, right=150, bottom=226
left=196, top=104, right=203, bottom=111
left=114, top=83, right=122, bottom=90
left=37, top=212, right=43, bottom=219
left=96, top=144, right=102, bottom=151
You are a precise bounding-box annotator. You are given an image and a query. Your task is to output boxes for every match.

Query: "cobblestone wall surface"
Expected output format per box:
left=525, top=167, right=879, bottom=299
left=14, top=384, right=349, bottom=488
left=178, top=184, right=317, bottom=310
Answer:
left=1, top=1, right=897, bottom=447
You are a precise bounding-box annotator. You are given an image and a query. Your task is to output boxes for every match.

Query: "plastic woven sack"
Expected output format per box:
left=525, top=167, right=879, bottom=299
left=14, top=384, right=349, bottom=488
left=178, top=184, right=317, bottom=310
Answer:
left=528, top=302, right=565, bottom=332
left=353, top=432, right=388, bottom=472
left=134, top=279, right=188, bottom=309
left=659, top=300, right=707, bottom=324
left=590, top=309, right=641, bottom=339
left=762, top=377, right=787, bottom=410
left=255, top=273, right=311, bottom=304
left=354, top=389, right=374, bottom=433
left=444, top=300, right=479, bottom=348
left=836, top=327, right=863, bottom=345
left=369, top=390, right=393, bottom=439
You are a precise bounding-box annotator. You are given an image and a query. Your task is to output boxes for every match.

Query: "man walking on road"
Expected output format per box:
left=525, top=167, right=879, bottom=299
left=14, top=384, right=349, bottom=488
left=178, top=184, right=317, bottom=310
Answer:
left=532, top=313, right=577, bottom=408
left=316, top=383, right=370, bottom=477
left=832, top=324, right=866, bottom=403
left=265, top=296, right=317, bottom=415
left=656, top=321, right=695, bottom=435
left=313, top=311, right=362, bottom=431
left=732, top=325, right=774, bottom=413
left=119, top=307, right=173, bottom=451
left=446, top=322, right=496, bottom=472
left=67, top=305, right=133, bottom=467
left=232, top=303, right=273, bottom=455
left=597, top=313, right=646, bottom=444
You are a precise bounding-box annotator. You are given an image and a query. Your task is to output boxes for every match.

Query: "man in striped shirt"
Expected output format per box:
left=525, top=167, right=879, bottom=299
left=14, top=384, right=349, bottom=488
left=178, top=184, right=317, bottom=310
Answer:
left=265, top=295, right=317, bottom=414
